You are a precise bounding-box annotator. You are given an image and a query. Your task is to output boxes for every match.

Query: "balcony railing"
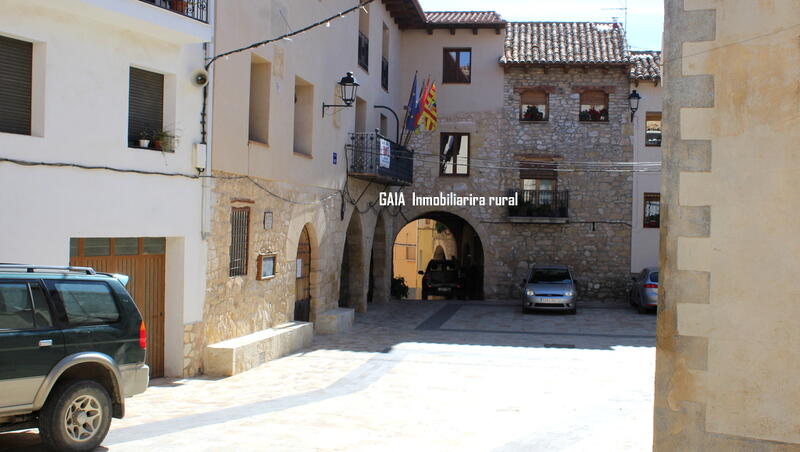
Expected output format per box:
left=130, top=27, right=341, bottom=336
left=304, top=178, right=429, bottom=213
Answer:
left=507, top=190, right=569, bottom=218
left=381, top=57, right=389, bottom=90
left=358, top=32, right=369, bottom=71
left=346, top=132, right=413, bottom=186
left=139, top=0, right=209, bottom=23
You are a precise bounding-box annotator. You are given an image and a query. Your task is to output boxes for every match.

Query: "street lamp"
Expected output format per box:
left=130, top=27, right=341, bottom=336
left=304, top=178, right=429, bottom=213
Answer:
left=322, top=72, right=360, bottom=117
left=628, top=90, right=642, bottom=121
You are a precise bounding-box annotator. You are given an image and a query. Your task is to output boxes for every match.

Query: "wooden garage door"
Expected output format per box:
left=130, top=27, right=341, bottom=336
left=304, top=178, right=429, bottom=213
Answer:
left=70, top=237, right=166, bottom=377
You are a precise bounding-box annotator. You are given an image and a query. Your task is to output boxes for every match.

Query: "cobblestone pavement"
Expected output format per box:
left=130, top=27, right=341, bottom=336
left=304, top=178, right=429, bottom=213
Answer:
left=0, top=299, right=656, bottom=452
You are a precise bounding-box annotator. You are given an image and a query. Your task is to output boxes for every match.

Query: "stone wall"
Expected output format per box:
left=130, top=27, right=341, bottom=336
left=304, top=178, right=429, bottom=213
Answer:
left=182, top=171, right=390, bottom=376
left=402, top=66, right=633, bottom=301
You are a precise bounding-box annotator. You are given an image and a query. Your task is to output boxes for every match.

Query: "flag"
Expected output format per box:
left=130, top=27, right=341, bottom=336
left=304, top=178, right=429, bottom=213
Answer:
left=418, top=82, right=438, bottom=131
left=404, top=73, right=419, bottom=132
left=412, top=78, right=430, bottom=130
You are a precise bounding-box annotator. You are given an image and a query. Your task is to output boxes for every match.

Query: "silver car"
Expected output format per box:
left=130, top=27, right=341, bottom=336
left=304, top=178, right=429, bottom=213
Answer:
left=630, top=267, right=659, bottom=313
left=521, top=265, right=578, bottom=314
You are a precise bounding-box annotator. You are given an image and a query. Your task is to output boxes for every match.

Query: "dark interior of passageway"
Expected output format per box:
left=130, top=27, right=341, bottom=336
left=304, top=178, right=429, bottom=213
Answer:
left=392, top=211, right=484, bottom=301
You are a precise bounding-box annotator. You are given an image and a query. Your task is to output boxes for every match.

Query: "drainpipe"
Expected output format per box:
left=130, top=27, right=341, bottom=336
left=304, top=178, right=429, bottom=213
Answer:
left=200, top=40, right=214, bottom=241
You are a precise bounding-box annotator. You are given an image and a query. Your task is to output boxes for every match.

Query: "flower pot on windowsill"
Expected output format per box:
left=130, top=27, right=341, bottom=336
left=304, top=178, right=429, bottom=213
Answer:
left=153, top=141, right=162, bottom=150
left=138, top=139, right=151, bottom=148
left=171, top=0, right=187, bottom=13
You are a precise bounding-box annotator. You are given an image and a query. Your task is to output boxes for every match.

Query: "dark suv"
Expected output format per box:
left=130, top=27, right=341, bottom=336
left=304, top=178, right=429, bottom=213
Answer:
left=0, top=264, right=148, bottom=451
left=418, top=259, right=464, bottom=299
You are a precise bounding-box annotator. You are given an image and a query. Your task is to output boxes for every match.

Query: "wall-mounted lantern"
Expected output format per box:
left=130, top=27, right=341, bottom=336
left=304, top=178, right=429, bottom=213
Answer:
left=628, top=90, right=642, bottom=121
left=322, top=72, right=360, bottom=117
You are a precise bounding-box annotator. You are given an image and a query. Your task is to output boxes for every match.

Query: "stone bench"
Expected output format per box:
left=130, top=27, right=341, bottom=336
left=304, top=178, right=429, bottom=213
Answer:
left=204, top=321, right=313, bottom=377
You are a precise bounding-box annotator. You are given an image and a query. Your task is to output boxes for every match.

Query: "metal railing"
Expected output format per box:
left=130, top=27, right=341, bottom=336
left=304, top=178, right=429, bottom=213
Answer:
left=381, top=57, right=389, bottom=90
left=358, top=32, right=369, bottom=71
left=139, top=0, right=209, bottom=23
left=507, top=190, right=569, bottom=218
left=346, top=132, right=413, bottom=185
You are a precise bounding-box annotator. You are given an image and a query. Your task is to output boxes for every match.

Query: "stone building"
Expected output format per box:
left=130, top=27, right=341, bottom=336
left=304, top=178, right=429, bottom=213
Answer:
left=187, top=3, right=666, bottom=376
left=399, top=19, right=642, bottom=300
left=655, top=0, right=800, bottom=449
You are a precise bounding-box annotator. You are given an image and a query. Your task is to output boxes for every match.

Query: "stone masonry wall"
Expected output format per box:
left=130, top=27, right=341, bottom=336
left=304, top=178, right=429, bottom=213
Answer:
left=182, top=171, right=388, bottom=376
left=403, top=66, right=633, bottom=301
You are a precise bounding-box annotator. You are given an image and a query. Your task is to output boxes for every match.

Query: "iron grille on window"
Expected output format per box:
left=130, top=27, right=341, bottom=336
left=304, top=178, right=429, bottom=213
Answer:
left=381, top=57, right=389, bottom=90
left=229, top=207, right=250, bottom=276
left=358, top=32, right=369, bottom=71
left=138, top=0, right=209, bottom=23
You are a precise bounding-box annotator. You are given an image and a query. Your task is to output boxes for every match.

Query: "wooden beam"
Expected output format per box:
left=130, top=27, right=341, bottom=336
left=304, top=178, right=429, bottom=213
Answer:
left=449, top=27, right=455, bottom=35
left=472, top=27, right=478, bottom=35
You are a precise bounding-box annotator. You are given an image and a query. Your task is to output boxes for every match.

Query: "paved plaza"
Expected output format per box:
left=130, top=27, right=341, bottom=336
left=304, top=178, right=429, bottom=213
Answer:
left=0, top=300, right=656, bottom=452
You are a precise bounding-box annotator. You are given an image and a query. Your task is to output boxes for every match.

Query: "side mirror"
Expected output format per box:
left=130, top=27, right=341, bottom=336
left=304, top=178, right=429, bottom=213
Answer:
left=573, top=280, right=579, bottom=286
left=631, top=277, right=636, bottom=282
left=520, top=278, right=526, bottom=286
left=418, top=270, right=424, bottom=275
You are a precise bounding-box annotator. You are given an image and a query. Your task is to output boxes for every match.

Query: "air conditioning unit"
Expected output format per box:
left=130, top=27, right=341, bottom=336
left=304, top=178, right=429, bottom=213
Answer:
left=193, top=143, right=207, bottom=171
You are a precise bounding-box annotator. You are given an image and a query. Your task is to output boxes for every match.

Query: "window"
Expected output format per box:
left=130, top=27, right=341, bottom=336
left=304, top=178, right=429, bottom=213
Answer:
left=293, top=77, right=314, bottom=156
left=0, top=283, right=34, bottom=330
left=229, top=207, right=250, bottom=276
left=0, top=36, right=33, bottom=135
left=520, top=177, right=556, bottom=205
left=55, top=282, right=120, bottom=325
left=405, top=245, right=416, bottom=261
left=257, top=254, right=276, bottom=280
left=644, top=193, right=661, bottom=228
left=381, top=24, right=389, bottom=91
left=249, top=54, right=271, bottom=145
left=379, top=113, right=388, bottom=137
left=128, top=67, right=164, bottom=148
left=520, top=90, right=548, bottom=121
left=358, top=5, right=369, bottom=71
left=646, top=112, right=662, bottom=146
left=443, top=48, right=471, bottom=84
left=579, top=90, right=609, bottom=122
left=440, top=133, right=469, bottom=175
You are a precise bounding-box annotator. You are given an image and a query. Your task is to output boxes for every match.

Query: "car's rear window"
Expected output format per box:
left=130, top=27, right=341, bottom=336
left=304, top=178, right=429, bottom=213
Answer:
left=650, top=272, right=659, bottom=283
left=530, top=269, right=571, bottom=284
left=55, top=281, right=120, bottom=325
left=427, top=261, right=457, bottom=272
left=0, top=282, right=53, bottom=330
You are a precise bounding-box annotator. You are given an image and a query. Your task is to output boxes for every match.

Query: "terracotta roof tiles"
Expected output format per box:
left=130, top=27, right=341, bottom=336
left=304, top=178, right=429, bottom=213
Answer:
left=425, top=11, right=504, bottom=25
left=501, top=22, right=629, bottom=65
left=629, top=50, right=662, bottom=81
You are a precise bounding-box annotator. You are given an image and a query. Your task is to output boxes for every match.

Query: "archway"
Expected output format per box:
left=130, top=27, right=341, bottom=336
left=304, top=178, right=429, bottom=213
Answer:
left=368, top=213, right=388, bottom=304
left=392, top=212, right=484, bottom=300
left=339, top=211, right=366, bottom=311
left=294, top=225, right=312, bottom=322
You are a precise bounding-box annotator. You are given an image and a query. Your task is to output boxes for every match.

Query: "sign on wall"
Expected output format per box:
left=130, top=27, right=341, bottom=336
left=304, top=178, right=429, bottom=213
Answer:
left=257, top=254, right=277, bottom=280
left=379, top=138, right=391, bottom=168
left=296, top=258, right=303, bottom=278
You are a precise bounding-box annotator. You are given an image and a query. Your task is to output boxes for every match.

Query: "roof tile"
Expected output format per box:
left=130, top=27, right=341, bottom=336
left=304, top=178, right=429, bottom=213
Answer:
left=501, top=22, right=629, bottom=65
left=629, top=50, right=662, bottom=80
left=425, top=11, right=504, bottom=25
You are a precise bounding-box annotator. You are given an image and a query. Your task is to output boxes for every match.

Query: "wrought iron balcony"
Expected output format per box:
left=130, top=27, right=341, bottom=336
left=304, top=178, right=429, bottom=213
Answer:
left=381, top=57, right=389, bottom=90
left=507, top=190, right=569, bottom=219
left=358, top=32, right=369, bottom=71
left=346, top=133, right=413, bottom=186
left=139, top=0, right=209, bottom=23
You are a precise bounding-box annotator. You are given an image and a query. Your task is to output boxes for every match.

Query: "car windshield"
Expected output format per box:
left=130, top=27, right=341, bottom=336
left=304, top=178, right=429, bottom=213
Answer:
left=650, top=272, right=659, bottom=283
left=427, top=261, right=457, bottom=272
left=529, top=269, right=571, bottom=284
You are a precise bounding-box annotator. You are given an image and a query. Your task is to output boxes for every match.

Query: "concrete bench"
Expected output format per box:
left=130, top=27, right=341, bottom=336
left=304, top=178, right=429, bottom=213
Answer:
left=204, top=321, right=313, bottom=377
left=315, top=308, right=354, bottom=334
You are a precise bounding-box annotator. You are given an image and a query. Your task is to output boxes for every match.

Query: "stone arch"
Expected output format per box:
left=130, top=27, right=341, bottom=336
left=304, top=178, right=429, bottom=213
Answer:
left=433, top=245, right=446, bottom=260
left=286, top=212, right=323, bottom=322
left=339, top=209, right=367, bottom=312
left=393, top=208, right=489, bottom=300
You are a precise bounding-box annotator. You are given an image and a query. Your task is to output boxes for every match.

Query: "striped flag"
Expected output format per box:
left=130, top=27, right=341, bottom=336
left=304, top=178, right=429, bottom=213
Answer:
left=417, top=82, right=438, bottom=131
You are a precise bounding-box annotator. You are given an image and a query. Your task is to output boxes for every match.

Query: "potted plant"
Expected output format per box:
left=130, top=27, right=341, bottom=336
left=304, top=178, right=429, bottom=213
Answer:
left=171, top=0, right=188, bottom=13
left=152, top=129, right=177, bottom=152
left=138, top=131, right=151, bottom=149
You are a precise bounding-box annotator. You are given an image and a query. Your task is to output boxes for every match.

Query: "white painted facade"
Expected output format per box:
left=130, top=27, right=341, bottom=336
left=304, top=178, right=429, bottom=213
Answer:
left=630, top=81, right=662, bottom=272
left=0, top=0, right=213, bottom=376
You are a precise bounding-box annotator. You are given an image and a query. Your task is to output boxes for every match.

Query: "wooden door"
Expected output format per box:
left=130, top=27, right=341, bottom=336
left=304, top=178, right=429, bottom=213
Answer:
left=294, top=227, right=311, bottom=322
left=70, top=237, right=166, bottom=377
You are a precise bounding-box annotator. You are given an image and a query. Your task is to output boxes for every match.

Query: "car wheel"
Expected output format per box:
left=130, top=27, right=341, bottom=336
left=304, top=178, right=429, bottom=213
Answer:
left=39, top=379, right=113, bottom=452
left=568, top=308, right=577, bottom=315
left=637, top=304, right=649, bottom=314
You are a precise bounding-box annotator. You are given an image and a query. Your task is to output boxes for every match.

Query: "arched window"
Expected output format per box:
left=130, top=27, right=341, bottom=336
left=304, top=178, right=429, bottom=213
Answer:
left=520, top=90, right=548, bottom=122
left=579, top=90, right=609, bottom=122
